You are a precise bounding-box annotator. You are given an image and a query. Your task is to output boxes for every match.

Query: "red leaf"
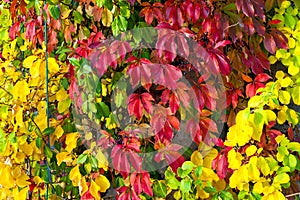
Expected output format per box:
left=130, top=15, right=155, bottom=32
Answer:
left=254, top=73, right=272, bottom=82
left=128, top=93, right=154, bottom=120
left=150, top=64, right=182, bottom=89
left=246, top=83, right=256, bottom=97
left=269, top=19, right=281, bottom=25
left=214, top=40, right=231, bottom=49
left=264, top=34, right=276, bottom=54
left=213, top=154, right=228, bottom=179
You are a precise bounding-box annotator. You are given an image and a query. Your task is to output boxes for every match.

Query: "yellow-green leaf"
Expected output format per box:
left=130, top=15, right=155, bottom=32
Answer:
left=273, top=173, right=290, bottom=184
left=278, top=90, right=291, bottom=105
left=58, top=97, right=71, bottom=113
left=102, top=8, right=113, bottom=27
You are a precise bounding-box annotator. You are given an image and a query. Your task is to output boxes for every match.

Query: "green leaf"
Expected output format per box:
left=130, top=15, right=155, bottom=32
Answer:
left=166, top=176, right=180, bottom=190
left=291, top=86, right=300, bottom=105
left=49, top=5, right=60, bottom=20
left=44, top=145, right=53, bottom=159
left=180, top=178, right=191, bottom=194
left=220, top=191, right=234, bottom=200
left=73, top=11, right=83, bottom=24
left=204, top=186, right=217, bottom=194
left=288, top=154, right=297, bottom=170
left=285, top=13, right=296, bottom=29
left=77, top=154, right=88, bottom=164
left=43, top=127, right=55, bottom=135
left=153, top=181, right=167, bottom=198
left=120, top=5, right=130, bottom=18
left=68, top=58, right=80, bottom=67
left=97, top=102, right=110, bottom=117
left=238, top=191, right=248, bottom=200
left=36, top=137, right=42, bottom=148
left=194, top=166, right=202, bottom=177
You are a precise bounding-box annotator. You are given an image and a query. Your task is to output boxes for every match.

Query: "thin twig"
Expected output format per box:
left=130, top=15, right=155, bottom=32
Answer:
left=0, top=85, right=13, bottom=96
left=224, top=22, right=240, bottom=30
left=285, top=192, right=300, bottom=198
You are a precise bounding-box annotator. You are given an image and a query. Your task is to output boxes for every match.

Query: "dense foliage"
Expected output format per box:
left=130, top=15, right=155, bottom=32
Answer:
left=0, top=0, right=299, bottom=199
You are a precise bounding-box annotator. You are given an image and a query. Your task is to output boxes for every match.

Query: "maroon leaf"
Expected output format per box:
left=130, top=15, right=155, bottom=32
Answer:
left=264, top=34, right=276, bottom=54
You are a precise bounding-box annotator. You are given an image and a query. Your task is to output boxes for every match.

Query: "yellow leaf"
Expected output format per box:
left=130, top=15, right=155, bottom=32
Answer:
left=56, top=152, right=73, bottom=166
left=288, top=64, right=299, bottom=76
left=257, top=157, right=270, bottom=176
left=56, top=88, right=68, bottom=101
left=275, top=71, right=285, bottom=80
left=246, top=145, right=257, bottom=157
left=58, top=97, right=71, bottom=113
left=279, top=77, right=292, bottom=87
left=48, top=57, right=59, bottom=74
left=277, top=110, right=286, bottom=124
left=90, top=180, right=101, bottom=200
left=102, top=8, right=113, bottom=27
left=95, top=175, right=110, bottom=193
left=14, top=187, right=28, bottom=200
left=229, top=165, right=249, bottom=191
left=54, top=125, right=64, bottom=139
left=201, top=167, right=219, bottom=182
left=30, top=58, right=43, bottom=78
left=19, top=142, right=33, bottom=156
left=69, top=165, right=81, bottom=186
left=203, top=148, right=218, bottom=169
left=0, top=165, right=14, bottom=188
left=62, top=9, right=72, bottom=19
left=278, top=90, right=291, bottom=104
left=12, top=80, right=30, bottom=102
left=65, top=132, right=79, bottom=153
left=228, top=149, right=243, bottom=170
left=248, top=96, right=264, bottom=108
left=79, top=177, right=88, bottom=196
left=191, top=151, right=203, bottom=166
left=253, top=182, right=263, bottom=194
left=16, top=172, right=30, bottom=187
left=268, top=56, right=277, bottom=64
left=23, top=56, right=38, bottom=68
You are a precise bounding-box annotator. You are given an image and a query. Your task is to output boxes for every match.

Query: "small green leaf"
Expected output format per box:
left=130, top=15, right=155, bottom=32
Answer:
left=73, top=11, right=83, bottom=24
left=153, top=181, right=167, bottom=198
left=180, top=178, right=191, bottom=194
left=68, top=58, right=80, bottom=67
left=44, top=145, right=53, bottom=159
left=220, top=191, right=234, bottom=200
left=43, top=127, right=55, bottom=135
left=285, top=13, right=296, bottom=29
left=77, top=154, right=88, bottom=164
left=49, top=5, right=60, bottom=20
left=194, top=166, right=202, bottom=177
left=238, top=191, right=248, bottom=200
left=36, top=137, right=42, bottom=148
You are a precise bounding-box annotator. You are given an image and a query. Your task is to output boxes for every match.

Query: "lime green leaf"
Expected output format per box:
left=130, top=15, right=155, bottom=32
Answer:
left=273, top=173, right=290, bottom=184
left=153, top=181, right=167, bottom=198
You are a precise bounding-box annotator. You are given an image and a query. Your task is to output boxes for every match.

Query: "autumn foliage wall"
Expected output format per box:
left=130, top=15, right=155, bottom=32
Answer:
left=0, top=0, right=299, bottom=199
